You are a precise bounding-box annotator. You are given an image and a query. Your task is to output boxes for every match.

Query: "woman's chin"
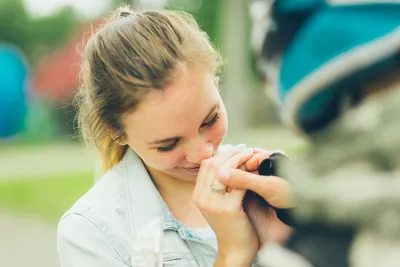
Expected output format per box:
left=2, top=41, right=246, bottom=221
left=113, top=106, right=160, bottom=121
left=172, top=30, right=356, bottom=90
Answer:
left=177, top=169, right=199, bottom=182
left=184, top=172, right=199, bottom=182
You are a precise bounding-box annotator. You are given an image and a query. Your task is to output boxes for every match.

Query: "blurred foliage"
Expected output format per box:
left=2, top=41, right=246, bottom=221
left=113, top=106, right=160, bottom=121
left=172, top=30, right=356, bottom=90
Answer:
left=0, top=171, right=93, bottom=222
left=169, top=0, right=222, bottom=48
left=116, top=0, right=223, bottom=47
left=0, top=0, right=271, bottom=142
left=0, top=0, right=81, bottom=65
left=0, top=0, right=223, bottom=67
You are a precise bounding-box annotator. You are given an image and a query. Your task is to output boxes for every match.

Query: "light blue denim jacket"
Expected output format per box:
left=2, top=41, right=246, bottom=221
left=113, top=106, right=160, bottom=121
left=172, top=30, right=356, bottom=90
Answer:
left=57, top=147, right=261, bottom=267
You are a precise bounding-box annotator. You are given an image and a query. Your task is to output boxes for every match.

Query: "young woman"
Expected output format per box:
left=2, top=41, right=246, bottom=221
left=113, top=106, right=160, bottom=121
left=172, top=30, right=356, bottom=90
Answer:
left=57, top=6, right=291, bottom=267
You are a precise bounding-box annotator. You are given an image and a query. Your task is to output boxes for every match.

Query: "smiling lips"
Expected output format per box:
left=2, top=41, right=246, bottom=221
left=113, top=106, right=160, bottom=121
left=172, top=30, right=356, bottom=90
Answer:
left=183, top=166, right=200, bottom=174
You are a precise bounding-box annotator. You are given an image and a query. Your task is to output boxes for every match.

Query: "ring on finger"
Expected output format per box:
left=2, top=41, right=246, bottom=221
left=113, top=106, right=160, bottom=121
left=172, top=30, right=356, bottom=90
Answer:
left=210, top=182, right=226, bottom=193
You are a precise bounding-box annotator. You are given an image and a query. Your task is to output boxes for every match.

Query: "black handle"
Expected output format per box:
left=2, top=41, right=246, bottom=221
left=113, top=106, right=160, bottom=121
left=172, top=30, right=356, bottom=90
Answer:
left=256, top=153, right=296, bottom=227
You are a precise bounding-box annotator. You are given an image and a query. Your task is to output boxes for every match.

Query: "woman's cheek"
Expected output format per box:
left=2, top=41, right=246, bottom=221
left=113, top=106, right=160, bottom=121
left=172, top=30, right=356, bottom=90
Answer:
left=143, top=150, right=184, bottom=171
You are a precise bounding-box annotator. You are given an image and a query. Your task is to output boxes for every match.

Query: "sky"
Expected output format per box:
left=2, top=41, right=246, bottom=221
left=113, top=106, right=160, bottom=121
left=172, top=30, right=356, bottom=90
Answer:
left=23, top=0, right=113, bottom=18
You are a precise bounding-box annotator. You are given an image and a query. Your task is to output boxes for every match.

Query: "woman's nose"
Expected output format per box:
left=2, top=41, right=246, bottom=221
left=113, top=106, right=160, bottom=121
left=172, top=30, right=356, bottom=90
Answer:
left=185, top=139, right=214, bottom=164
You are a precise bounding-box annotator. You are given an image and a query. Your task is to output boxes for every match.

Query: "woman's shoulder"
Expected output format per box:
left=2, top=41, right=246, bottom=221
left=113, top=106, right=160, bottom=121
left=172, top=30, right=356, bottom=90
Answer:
left=57, top=162, right=133, bottom=265
left=63, top=161, right=127, bottom=216
left=58, top=161, right=131, bottom=243
left=57, top=206, right=132, bottom=266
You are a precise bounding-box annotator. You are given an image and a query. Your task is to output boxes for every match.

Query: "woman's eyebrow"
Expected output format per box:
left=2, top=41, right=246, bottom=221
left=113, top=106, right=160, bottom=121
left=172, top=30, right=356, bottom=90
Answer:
left=148, top=137, right=179, bottom=145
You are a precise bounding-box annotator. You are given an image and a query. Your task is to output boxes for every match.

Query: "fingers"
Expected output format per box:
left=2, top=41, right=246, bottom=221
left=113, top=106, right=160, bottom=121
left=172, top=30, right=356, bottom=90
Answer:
left=206, top=147, right=242, bottom=166
left=194, top=149, right=254, bottom=203
left=218, top=169, right=294, bottom=208
left=217, top=148, right=254, bottom=181
left=239, top=149, right=287, bottom=173
left=199, top=149, right=253, bottom=191
left=196, top=148, right=242, bottom=189
left=194, top=150, right=255, bottom=213
left=239, top=152, right=270, bottom=172
left=219, top=169, right=266, bottom=193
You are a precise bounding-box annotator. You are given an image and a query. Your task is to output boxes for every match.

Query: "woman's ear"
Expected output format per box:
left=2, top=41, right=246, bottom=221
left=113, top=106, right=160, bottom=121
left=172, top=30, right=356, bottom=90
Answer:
left=117, top=135, right=128, bottom=146
left=110, top=129, right=127, bottom=146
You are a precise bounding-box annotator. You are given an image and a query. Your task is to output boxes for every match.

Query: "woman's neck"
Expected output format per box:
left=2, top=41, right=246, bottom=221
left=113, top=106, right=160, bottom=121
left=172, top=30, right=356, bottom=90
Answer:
left=146, top=166, right=209, bottom=228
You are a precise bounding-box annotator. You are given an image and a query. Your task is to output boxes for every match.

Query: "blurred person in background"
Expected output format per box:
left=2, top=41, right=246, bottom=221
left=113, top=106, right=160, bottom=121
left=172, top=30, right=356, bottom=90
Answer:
left=57, top=5, right=292, bottom=267
left=0, top=44, right=29, bottom=141
left=216, top=0, right=400, bottom=267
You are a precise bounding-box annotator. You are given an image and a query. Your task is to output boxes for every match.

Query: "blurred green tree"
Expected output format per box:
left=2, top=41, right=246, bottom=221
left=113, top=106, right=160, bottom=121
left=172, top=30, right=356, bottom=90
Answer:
left=0, top=0, right=81, bottom=65
left=27, top=6, right=80, bottom=64
left=166, top=0, right=222, bottom=47
left=0, top=0, right=30, bottom=55
left=111, top=0, right=222, bottom=47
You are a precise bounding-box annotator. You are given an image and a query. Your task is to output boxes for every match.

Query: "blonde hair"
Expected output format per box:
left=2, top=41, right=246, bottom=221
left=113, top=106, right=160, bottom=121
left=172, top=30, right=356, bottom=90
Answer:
left=75, top=5, right=222, bottom=173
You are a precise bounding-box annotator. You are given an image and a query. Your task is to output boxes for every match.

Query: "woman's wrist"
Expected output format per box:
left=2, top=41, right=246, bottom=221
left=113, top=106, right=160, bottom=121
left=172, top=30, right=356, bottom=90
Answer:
left=214, top=246, right=256, bottom=267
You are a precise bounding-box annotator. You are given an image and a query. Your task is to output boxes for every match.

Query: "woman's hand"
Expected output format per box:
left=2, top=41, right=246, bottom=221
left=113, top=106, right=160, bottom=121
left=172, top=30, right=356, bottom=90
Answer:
left=230, top=148, right=293, bottom=247
left=243, top=195, right=292, bottom=247
left=239, top=148, right=286, bottom=173
left=193, top=148, right=258, bottom=266
left=220, top=148, right=294, bottom=209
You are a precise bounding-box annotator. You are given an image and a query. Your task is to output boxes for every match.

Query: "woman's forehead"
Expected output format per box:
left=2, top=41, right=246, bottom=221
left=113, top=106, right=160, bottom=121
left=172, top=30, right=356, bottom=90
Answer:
left=141, top=67, right=216, bottom=112
left=122, top=67, right=220, bottom=138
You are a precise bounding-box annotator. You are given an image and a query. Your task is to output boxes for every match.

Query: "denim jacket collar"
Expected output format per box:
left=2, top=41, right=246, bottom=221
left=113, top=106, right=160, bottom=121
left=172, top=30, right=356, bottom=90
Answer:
left=121, top=148, right=204, bottom=242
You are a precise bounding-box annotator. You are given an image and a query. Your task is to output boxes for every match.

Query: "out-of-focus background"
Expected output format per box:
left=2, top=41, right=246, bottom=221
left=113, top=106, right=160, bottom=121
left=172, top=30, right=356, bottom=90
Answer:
left=0, top=0, right=305, bottom=266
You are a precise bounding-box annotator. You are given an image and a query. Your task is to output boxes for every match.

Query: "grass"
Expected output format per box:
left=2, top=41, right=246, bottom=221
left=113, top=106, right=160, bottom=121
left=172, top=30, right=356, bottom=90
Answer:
left=0, top=171, right=94, bottom=222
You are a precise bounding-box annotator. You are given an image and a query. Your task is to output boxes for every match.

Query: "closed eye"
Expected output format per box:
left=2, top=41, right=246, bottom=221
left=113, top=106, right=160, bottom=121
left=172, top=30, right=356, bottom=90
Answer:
left=157, top=139, right=179, bottom=153
left=201, top=113, right=220, bottom=128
